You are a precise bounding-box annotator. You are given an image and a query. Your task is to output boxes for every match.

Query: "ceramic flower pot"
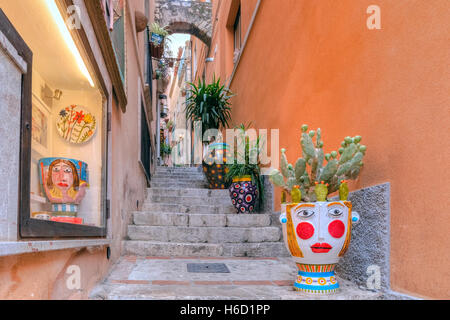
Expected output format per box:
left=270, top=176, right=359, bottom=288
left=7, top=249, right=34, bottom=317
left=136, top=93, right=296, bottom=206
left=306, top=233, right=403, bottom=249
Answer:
left=38, top=157, right=89, bottom=215
left=280, top=201, right=360, bottom=294
left=202, top=143, right=231, bottom=189
left=229, top=176, right=259, bottom=213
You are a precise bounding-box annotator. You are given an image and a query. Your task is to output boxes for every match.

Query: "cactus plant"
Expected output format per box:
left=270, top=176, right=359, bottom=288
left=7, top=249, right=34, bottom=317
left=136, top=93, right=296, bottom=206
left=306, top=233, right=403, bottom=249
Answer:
left=269, top=125, right=367, bottom=202
left=315, top=181, right=329, bottom=202
left=291, top=185, right=302, bottom=203
left=339, top=180, right=349, bottom=201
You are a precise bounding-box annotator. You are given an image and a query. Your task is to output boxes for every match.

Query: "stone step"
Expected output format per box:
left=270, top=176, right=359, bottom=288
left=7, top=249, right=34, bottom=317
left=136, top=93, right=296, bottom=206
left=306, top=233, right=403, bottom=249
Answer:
left=145, top=195, right=231, bottom=206
left=149, top=181, right=208, bottom=188
left=147, top=188, right=229, bottom=197
left=141, top=203, right=236, bottom=214
left=150, top=178, right=206, bottom=184
left=127, top=226, right=281, bottom=243
left=123, top=241, right=289, bottom=257
left=152, top=174, right=206, bottom=180
left=133, top=212, right=273, bottom=227
left=155, top=167, right=202, bottom=174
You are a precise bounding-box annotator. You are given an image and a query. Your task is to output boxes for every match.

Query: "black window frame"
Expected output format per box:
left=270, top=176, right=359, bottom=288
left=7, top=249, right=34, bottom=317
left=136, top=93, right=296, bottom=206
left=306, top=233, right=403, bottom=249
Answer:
left=0, top=7, right=109, bottom=239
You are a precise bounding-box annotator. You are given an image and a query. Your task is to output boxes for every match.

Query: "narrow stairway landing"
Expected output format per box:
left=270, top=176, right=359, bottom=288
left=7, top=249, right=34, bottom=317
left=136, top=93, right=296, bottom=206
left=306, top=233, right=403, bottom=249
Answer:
left=89, top=256, right=382, bottom=300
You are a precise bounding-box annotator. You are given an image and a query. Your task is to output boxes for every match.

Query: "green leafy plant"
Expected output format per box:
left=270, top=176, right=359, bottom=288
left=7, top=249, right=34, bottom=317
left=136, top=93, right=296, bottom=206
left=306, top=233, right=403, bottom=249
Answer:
left=226, top=124, right=265, bottom=211
left=269, top=124, right=367, bottom=202
left=185, top=76, right=233, bottom=136
left=150, top=22, right=170, bottom=39
left=160, top=143, right=172, bottom=157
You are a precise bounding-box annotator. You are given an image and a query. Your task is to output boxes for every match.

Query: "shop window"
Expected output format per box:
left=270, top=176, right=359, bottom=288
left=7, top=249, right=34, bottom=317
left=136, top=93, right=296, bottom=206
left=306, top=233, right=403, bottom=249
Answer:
left=0, top=1, right=108, bottom=237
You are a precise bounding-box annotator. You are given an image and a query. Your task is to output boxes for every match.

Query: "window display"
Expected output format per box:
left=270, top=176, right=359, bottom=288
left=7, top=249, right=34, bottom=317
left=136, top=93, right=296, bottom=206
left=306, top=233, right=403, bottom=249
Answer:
left=1, top=0, right=107, bottom=233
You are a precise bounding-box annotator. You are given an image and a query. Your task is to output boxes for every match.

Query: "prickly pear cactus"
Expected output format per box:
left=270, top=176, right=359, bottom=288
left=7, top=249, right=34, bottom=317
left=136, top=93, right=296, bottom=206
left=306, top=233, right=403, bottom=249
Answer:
left=339, top=180, right=349, bottom=201
left=268, top=124, right=367, bottom=203
left=291, top=185, right=301, bottom=203
left=315, top=181, right=329, bottom=202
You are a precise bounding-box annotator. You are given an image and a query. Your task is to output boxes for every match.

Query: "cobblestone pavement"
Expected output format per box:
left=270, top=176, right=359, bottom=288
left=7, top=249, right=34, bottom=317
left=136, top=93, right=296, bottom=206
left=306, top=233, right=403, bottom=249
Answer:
left=90, top=256, right=383, bottom=300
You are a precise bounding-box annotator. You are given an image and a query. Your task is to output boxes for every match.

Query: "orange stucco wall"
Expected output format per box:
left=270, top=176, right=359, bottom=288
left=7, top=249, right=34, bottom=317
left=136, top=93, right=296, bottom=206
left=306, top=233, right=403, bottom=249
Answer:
left=198, top=0, right=450, bottom=299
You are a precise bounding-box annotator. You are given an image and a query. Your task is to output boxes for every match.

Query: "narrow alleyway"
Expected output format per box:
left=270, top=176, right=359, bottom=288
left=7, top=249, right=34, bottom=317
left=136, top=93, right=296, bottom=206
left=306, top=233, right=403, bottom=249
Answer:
left=90, top=166, right=381, bottom=300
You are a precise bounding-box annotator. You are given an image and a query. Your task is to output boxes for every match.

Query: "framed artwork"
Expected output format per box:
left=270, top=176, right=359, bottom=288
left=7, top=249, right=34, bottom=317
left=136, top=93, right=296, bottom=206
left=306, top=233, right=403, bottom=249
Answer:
left=31, top=92, right=52, bottom=157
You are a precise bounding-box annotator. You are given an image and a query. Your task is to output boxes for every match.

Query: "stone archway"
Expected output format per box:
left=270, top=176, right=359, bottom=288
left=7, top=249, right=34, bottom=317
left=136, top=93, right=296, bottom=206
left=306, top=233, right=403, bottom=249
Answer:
left=155, top=0, right=212, bottom=46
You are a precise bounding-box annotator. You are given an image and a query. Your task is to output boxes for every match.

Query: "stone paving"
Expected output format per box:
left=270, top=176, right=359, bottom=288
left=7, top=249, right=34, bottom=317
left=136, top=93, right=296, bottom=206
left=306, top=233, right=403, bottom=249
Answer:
left=89, top=256, right=383, bottom=300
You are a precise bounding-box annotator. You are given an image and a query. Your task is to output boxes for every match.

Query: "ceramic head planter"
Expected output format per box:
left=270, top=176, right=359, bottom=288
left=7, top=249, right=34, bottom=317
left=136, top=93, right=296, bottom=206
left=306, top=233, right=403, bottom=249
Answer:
left=38, top=157, right=89, bottom=215
left=270, top=125, right=367, bottom=294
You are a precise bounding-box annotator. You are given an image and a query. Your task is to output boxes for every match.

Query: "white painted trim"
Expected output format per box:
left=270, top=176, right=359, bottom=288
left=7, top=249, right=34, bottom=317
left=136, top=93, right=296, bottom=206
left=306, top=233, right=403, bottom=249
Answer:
left=0, top=239, right=110, bottom=257
left=0, top=30, right=27, bottom=74
left=227, top=0, right=262, bottom=88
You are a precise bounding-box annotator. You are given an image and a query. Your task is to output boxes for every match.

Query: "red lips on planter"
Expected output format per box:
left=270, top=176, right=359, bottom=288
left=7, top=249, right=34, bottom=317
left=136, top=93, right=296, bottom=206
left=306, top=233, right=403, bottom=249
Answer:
left=57, top=183, right=69, bottom=187
left=311, top=243, right=332, bottom=253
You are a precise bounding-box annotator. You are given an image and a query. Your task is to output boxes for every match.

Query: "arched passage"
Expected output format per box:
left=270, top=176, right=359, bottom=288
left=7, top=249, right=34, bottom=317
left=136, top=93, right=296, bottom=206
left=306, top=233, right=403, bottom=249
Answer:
left=155, top=0, right=212, bottom=46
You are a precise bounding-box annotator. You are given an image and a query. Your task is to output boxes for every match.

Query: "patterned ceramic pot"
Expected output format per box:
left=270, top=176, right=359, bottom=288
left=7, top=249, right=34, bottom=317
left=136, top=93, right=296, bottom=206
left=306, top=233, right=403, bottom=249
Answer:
left=202, top=143, right=231, bottom=189
left=280, top=201, right=360, bottom=294
left=229, top=176, right=259, bottom=214
left=38, top=157, right=89, bottom=215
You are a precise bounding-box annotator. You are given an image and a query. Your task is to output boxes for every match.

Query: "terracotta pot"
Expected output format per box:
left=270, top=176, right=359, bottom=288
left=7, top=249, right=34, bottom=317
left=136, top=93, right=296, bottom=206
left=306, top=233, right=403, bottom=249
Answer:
left=280, top=201, right=360, bottom=294
left=38, top=157, right=89, bottom=216
left=229, top=176, right=258, bottom=213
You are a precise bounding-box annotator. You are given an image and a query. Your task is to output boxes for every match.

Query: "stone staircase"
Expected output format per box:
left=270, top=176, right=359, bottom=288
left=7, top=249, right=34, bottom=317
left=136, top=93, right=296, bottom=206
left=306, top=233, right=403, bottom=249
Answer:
left=124, top=166, right=289, bottom=257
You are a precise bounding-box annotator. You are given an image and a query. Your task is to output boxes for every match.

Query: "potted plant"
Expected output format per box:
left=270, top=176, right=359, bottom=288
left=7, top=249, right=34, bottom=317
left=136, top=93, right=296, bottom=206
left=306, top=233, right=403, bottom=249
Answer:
left=225, top=124, right=264, bottom=213
left=150, top=22, right=169, bottom=59
left=269, top=124, right=366, bottom=294
left=186, top=76, right=233, bottom=189
left=160, top=142, right=172, bottom=166
left=166, top=120, right=174, bottom=131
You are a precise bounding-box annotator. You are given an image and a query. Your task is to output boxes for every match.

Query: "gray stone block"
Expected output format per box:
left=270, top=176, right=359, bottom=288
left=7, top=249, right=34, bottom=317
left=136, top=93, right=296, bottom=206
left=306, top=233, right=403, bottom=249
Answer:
left=188, top=214, right=227, bottom=227
left=334, top=183, right=391, bottom=292
left=127, top=226, right=281, bottom=243
left=222, top=242, right=290, bottom=257
left=148, top=195, right=231, bottom=206
left=133, top=212, right=188, bottom=226
left=225, top=214, right=271, bottom=227
left=124, top=240, right=223, bottom=257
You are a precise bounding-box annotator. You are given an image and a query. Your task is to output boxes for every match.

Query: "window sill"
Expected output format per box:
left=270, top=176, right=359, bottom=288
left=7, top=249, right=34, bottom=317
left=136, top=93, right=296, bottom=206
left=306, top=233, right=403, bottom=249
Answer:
left=0, top=239, right=111, bottom=257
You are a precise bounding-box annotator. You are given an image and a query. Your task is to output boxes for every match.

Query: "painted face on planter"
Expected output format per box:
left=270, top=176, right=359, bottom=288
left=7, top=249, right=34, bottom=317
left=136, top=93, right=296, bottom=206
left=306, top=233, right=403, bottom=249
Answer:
left=285, top=201, right=352, bottom=264
left=51, top=161, right=75, bottom=191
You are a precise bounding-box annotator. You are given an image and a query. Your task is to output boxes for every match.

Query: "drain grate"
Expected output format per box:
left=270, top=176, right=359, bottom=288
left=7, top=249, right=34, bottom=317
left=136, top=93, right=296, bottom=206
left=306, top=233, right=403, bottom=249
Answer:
left=187, top=263, right=230, bottom=273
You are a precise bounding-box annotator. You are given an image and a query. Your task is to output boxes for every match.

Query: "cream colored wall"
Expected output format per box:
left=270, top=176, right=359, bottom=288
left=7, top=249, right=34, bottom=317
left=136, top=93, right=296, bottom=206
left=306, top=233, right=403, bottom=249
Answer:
left=0, top=0, right=154, bottom=299
left=201, top=0, right=450, bottom=299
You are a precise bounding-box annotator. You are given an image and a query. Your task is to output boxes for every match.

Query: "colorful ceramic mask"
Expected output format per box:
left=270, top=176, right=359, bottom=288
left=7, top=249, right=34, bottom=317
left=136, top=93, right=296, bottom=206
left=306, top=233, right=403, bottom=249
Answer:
left=280, top=201, right=360, bottom=294
left=38, top=157, right=89, bottom=213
